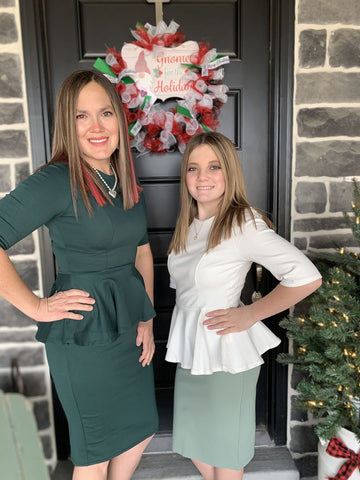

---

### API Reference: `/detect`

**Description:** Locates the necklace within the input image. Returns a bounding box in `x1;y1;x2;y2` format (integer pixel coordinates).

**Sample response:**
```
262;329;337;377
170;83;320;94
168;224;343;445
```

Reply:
92;164;118;198
193;219;204;240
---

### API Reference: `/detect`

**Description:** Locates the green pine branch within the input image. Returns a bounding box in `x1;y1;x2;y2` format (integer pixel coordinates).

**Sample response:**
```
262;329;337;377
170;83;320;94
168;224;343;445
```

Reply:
277;181;360;441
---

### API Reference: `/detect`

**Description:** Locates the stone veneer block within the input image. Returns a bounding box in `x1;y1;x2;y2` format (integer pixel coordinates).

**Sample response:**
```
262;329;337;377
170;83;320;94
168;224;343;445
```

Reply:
0;344;44;368
290;424;318;453
296;73;360;103
0;369;47;397
298;0;360;24
15;161;30;185
0;13;17;43
0;130;27;157
33;400;50;430
0;0;15;6
294;454;318;479
0;103;24;124
0;297;34;327
295;182;326;214
329;182;354;211
294;237;307;250
291;369;306;390
299;29;326;68
12;259;39;291
297;108;360;138
22;371;47;397
40;435;53;460
0;329;36;342
0;164;11;191
0;372;12;392
329;29;360;68
294;217;349;231
296;141;360;177
0;54;22;98
7;234;35;255
309;233;358;249
291;395;308;422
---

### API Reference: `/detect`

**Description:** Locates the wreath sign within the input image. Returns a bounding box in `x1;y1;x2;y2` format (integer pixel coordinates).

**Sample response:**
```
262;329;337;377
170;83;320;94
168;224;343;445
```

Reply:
94;21;229;154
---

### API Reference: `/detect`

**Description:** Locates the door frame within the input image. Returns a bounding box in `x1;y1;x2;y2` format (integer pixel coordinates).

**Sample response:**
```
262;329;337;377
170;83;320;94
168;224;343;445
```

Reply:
19;0;294;445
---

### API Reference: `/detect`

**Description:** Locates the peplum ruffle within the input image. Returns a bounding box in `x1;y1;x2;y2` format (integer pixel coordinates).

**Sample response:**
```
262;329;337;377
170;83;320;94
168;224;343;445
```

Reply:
36;265;155;346
165;303;281;375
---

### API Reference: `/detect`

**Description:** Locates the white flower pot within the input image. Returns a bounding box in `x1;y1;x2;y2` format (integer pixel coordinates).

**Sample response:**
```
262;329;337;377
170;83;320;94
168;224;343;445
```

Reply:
318;427;360;480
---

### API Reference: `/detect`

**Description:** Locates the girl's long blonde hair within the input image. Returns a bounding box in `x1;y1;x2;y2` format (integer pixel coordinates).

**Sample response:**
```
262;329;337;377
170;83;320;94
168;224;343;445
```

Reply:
168;132;273;254
48;70;139;214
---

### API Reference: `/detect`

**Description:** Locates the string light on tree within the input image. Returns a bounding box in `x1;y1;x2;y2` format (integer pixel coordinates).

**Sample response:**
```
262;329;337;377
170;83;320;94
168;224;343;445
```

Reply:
278;180;360;442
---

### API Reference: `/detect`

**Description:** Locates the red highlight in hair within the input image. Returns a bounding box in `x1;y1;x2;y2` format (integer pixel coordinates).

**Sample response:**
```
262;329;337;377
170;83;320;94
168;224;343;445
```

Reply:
82;167;107;206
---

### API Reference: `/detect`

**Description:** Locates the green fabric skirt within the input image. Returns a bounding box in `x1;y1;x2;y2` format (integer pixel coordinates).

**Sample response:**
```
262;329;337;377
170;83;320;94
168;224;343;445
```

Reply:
45;324;158;466
173;365;261;470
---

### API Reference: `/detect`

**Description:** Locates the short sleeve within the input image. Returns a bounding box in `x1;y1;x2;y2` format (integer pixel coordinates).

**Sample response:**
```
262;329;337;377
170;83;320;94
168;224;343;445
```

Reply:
169;274;176;289
239;214;322;287
167;253;176;289
0;164;71;250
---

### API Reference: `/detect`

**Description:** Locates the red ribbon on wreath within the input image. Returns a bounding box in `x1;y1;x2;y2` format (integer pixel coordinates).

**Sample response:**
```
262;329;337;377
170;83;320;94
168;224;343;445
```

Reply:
94;22;229;153
131;22;185;50
326;436;360;480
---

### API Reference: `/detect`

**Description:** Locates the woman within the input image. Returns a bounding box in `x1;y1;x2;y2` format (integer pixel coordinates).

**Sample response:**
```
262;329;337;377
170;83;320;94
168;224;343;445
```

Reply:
0;70;158;479
166;132;322;480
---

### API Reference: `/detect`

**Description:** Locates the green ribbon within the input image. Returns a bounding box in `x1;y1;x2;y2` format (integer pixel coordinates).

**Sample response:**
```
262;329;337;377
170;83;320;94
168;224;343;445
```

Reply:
181;62;201;70
128;122;136;137
177;105;192;118
94;58;135;85
177;105;211;132
141;95;152;110
93;58;117;78
121;76;135;84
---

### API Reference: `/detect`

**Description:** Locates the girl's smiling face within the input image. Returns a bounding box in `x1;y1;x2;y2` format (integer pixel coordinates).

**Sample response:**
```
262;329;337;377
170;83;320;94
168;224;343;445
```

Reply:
76;81;119;172
186;144;226;219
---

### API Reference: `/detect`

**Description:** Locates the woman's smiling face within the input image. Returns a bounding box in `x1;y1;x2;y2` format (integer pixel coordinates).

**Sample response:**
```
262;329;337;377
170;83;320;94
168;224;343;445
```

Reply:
76;81;119;171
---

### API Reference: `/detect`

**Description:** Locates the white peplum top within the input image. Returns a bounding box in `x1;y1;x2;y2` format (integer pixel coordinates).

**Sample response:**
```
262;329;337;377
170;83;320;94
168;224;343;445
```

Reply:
166;211;322;375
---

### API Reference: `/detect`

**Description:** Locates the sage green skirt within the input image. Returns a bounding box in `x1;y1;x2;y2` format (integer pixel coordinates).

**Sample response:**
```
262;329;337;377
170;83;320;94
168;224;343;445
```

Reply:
45;324;158;466
173;365;261;470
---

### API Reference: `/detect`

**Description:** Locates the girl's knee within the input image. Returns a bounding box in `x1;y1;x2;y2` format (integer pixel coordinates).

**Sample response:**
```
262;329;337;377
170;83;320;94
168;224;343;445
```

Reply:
73;460;109;480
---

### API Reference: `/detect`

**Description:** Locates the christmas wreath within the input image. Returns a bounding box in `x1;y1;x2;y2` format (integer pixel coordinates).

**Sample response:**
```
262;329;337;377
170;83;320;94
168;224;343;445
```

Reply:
94;20;229;154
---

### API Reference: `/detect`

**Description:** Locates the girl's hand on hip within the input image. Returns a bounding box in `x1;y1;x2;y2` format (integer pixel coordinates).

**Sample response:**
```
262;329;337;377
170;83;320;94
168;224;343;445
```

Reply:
136;320;155;367
34;289;95;322
203;306;255;335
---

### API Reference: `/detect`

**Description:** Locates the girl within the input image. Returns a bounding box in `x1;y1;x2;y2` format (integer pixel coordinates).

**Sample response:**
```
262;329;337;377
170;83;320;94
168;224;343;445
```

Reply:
166;131;321;480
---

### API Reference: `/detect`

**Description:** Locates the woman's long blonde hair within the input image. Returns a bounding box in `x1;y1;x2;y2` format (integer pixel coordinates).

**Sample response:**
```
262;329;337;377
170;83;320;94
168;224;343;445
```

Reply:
48;70;139;214
168;132;273;254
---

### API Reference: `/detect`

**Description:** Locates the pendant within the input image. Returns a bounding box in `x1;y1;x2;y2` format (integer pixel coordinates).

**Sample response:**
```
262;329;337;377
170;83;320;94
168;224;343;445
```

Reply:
251;291;262;303
109;189;116;198
194;234;198;240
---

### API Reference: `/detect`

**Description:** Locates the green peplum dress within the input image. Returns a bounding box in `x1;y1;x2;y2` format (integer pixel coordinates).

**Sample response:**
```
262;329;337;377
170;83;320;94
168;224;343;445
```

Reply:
0;162;159;466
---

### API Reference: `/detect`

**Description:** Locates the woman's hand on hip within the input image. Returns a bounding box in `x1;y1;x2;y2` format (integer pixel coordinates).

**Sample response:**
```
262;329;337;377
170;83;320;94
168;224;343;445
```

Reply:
34;289;95;323
136;319;155;367
203;306;255;335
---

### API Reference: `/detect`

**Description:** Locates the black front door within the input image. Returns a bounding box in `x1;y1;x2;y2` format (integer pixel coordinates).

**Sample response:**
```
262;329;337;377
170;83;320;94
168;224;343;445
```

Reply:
21;0;293;452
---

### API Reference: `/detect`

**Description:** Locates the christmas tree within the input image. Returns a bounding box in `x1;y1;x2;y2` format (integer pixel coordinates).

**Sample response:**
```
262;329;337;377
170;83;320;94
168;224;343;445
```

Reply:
278;181;360;442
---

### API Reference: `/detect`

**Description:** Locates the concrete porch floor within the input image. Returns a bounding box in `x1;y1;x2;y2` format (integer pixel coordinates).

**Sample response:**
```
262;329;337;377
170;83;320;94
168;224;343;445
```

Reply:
51;433;301;480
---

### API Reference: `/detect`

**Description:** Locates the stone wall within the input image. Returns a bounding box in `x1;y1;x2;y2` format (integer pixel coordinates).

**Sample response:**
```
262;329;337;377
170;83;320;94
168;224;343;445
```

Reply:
289;0;360;477
0;0;56;469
